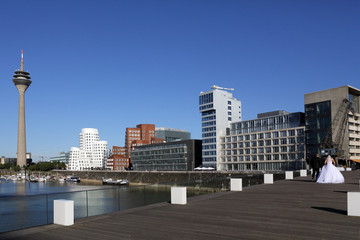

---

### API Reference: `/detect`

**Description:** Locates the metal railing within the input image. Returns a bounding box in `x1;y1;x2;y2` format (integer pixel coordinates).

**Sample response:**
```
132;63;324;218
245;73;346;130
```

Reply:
0;170;302;234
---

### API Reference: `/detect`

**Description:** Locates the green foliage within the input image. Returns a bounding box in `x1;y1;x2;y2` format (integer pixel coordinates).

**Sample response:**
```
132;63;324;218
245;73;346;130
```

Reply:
27;161;66;171
13;165;21;171
0;163;15;169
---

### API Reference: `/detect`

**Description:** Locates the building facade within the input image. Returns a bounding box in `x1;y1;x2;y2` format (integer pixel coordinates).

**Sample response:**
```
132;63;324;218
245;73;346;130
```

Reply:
68;128;109;170
106;124;165;170
125;124;164;157
219;111;306;171
155;127;191;142
49;152;70;166
130;140;202;171
199;86;241;169
304;85;360;164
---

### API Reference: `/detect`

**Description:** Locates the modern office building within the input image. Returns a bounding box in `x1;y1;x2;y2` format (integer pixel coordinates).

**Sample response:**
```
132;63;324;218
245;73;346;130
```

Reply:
49;152;70;165
125;124;164;157
106;124;165;170
68;128;109;170
219;111;306;171
130;140;202;171
199;85;241;169
155;127;191;142
304;85;360;164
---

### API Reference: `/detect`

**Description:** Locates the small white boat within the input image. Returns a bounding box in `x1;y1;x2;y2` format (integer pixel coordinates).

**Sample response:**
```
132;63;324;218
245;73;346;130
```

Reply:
58;178;65;183
102;177;129;185
66;176;80;182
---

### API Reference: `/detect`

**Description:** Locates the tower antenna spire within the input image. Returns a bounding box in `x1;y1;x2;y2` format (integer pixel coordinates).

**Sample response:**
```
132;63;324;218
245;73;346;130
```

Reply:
20;50;24;71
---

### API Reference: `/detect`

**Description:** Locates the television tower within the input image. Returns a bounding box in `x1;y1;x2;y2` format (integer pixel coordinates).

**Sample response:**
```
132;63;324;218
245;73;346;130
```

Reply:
12;50;32;167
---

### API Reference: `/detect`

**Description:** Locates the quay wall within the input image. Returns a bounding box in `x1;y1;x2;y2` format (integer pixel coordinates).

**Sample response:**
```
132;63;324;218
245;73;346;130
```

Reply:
52;170;273;185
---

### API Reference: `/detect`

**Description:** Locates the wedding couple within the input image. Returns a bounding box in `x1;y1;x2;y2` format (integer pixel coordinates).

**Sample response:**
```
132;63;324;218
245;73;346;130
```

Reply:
311;154;344;184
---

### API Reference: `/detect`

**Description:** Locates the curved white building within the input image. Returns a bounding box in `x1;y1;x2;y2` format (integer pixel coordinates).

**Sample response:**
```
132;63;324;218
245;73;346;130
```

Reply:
68;128;109;170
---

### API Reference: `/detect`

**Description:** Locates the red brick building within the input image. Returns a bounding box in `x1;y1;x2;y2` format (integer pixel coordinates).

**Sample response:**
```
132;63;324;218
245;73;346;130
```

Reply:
108;124;165;170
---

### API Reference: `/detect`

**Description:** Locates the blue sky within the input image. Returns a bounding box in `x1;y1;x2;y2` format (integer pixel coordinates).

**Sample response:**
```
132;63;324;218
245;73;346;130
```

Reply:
0;0;359;161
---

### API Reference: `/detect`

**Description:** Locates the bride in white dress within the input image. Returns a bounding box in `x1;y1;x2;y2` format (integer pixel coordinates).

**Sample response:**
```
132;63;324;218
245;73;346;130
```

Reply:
317;155;345;184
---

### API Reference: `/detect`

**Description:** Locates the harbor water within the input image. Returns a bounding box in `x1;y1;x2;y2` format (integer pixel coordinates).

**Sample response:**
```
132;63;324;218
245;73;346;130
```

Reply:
0;180;193;233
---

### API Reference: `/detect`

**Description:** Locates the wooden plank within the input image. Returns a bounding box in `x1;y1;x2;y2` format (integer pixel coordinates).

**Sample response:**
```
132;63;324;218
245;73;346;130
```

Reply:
2;171;360;240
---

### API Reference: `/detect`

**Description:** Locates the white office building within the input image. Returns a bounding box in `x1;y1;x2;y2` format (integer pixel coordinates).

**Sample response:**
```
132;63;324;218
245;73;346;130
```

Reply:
68;128;109;170
199;85;241;169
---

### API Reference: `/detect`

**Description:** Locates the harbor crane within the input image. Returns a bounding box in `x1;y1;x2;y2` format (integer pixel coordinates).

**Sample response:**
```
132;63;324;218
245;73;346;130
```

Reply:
211;85;234;91
320;98;353;164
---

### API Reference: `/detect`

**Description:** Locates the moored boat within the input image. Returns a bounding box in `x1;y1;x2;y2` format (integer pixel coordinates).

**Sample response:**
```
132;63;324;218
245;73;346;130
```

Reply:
102;177;129;185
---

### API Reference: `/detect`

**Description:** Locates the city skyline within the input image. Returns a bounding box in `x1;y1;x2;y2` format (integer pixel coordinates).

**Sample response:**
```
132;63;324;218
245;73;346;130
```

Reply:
1;0;359;161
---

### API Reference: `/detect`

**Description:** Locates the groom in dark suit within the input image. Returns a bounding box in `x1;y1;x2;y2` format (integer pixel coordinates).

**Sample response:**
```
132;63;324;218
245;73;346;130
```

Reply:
311;153;321;181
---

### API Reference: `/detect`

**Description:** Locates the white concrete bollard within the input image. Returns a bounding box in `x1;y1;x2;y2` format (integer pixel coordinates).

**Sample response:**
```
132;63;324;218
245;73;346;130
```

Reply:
54;199;74;226
171;187;187;205
230;178;242;191
285;171;293;180
346;168;352;171
347;192;360;216
337;167;345;172
310;169;313;175
264;174;273;184
300;170;307;177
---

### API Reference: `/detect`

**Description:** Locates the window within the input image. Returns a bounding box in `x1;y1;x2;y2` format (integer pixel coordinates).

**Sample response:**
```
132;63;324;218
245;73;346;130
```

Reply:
297;129;304;135
265;132;271;139
280;138;287;145
258;133;264;139
272;139;279;145
272;132;279;138
228;101;231;105
288;130;295;136
281;146;287;152
273;147;279;152
280;131;287;137
228;106;232;110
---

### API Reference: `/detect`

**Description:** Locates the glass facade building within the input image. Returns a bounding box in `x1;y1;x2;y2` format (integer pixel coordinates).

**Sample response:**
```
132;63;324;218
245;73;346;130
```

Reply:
304;85;360;164
305;101;332;160
130;140;202;171
219;111;306;171
155;127;191;142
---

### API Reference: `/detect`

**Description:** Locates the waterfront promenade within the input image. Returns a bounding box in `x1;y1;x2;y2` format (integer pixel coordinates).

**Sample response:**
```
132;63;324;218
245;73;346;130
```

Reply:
2;171;360;240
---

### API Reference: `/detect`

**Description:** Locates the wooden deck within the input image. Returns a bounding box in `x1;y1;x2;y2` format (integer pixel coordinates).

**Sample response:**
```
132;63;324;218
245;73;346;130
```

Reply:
2;171;360;240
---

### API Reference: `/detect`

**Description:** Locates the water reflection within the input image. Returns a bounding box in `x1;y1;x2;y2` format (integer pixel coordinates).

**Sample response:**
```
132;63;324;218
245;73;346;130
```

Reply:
0;181;208;233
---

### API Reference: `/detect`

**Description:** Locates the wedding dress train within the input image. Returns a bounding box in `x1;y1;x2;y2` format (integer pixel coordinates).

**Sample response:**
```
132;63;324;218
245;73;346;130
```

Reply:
316;155;344;184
